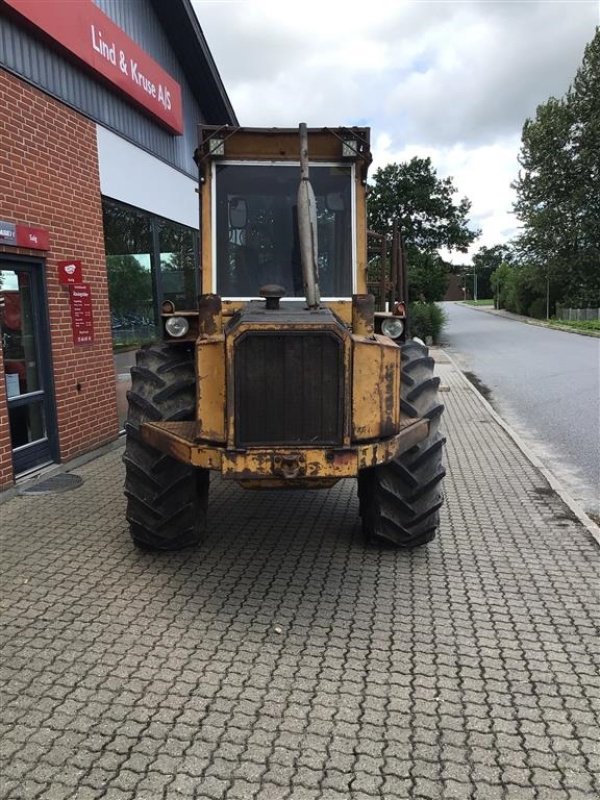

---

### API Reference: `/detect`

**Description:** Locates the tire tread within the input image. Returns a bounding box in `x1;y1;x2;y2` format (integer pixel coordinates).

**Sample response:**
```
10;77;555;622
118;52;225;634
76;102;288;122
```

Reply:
123;343;208;551
359;340;446;548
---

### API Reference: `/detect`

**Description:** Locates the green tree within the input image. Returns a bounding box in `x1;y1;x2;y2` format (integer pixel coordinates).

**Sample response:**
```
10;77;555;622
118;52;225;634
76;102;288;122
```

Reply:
491;261;551;318
469;243;515;300
513;28;600;307
408;251;449;303
368;158;479;253
368;157;479;301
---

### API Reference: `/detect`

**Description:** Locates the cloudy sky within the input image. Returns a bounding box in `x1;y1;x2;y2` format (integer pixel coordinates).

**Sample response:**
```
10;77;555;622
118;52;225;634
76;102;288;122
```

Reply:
192;0;598;263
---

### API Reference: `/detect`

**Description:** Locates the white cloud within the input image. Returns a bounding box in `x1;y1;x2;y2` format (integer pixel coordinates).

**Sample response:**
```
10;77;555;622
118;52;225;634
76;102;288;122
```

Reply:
193;0;598;262
372;133;523;262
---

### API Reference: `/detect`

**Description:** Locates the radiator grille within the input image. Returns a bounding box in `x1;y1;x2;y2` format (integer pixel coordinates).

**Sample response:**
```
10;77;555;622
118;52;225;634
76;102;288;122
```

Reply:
235;332;344;446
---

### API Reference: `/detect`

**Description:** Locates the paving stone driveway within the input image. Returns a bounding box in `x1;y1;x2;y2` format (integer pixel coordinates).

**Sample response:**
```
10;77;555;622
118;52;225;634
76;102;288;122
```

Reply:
1;360;599;800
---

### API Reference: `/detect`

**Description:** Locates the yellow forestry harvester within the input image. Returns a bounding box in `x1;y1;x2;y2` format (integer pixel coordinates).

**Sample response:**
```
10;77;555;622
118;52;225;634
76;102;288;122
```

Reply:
124;125;445;550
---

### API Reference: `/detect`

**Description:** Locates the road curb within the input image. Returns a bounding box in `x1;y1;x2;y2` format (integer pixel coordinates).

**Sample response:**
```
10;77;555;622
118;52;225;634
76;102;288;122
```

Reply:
441;347;600;546
459;303;600;338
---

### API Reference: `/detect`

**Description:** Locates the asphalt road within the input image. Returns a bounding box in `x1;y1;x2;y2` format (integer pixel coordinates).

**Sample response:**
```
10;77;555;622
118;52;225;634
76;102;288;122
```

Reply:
441;301;600;518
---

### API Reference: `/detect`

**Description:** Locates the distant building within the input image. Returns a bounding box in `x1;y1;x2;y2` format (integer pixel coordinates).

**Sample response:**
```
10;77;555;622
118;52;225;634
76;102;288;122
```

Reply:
444;272;466;301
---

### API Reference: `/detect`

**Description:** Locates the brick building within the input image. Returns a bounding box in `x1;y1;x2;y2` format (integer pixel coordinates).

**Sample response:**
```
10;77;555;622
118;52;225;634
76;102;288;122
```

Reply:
0;0;236;488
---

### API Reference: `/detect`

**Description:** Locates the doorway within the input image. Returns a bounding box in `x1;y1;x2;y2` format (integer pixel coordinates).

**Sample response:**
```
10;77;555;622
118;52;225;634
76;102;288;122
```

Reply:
1;258;58;476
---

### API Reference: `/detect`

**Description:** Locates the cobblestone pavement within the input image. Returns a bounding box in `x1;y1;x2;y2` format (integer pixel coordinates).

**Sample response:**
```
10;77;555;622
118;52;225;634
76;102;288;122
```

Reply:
1;357;599;800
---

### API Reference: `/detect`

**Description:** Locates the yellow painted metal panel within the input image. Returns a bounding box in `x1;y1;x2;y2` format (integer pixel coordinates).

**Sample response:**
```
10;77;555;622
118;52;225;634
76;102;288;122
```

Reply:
196;336;226;441
140;422;223;469
222;448;358;479
352;334;401;441
201;172;213;294
356;418;429;469
140;418;429;478
355;179;368;295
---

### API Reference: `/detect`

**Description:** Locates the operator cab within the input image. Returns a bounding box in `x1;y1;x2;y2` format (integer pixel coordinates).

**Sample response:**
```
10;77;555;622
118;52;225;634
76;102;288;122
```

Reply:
214;162;354;299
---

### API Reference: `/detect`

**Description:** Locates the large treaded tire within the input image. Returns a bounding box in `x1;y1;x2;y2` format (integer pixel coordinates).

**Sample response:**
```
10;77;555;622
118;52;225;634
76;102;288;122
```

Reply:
358;339;446;548
123;343;208;551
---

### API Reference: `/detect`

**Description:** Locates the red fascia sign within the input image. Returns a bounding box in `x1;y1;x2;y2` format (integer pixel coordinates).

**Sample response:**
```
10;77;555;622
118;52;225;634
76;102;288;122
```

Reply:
4;0;183;135
58;259;83;285
16;224;50;250
69;283;95;346
0;220;50;250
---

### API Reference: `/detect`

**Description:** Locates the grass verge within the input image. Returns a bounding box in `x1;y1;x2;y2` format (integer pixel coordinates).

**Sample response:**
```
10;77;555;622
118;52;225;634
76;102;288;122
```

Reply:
548;319;600;332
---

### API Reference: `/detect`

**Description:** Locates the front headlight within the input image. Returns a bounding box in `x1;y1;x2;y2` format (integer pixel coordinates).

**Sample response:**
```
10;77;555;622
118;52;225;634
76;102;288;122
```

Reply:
165;316;190;338
381;317;404;339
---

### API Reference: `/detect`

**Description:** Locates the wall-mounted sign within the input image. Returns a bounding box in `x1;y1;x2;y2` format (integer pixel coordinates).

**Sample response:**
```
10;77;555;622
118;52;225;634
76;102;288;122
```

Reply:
69;283;95;346
16;225;50;250
0;220;49;250
58;259;83;285
5;0;184;135
0;221;17;246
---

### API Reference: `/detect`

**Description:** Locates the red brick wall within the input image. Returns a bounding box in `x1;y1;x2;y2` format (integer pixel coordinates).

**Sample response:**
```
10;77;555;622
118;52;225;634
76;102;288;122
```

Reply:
0;345;10;487
0;68;119;488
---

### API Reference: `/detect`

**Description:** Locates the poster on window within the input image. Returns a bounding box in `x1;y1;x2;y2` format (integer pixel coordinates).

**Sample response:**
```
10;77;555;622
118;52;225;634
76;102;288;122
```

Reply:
5;373;20;398
69;283;95;346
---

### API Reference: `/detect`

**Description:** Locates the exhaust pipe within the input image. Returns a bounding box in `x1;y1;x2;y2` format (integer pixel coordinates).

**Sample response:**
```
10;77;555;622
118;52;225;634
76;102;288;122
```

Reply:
297;123;320;309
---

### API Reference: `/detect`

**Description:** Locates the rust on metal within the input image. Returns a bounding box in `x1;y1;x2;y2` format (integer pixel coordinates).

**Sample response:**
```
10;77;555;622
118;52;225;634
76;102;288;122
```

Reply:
379;233;387;313
222;447;358;479
141;417;429;479
140;422;222;469
237;478;340;490
352;294;375;337
272;452;306;479
351;334;401;441
366;224;407;313
357;417;429;469
196;335;226;442
198;293;222;337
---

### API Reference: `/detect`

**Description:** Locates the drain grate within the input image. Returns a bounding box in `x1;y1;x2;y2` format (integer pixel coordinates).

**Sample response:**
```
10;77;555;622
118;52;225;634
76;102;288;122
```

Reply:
20;474;84;495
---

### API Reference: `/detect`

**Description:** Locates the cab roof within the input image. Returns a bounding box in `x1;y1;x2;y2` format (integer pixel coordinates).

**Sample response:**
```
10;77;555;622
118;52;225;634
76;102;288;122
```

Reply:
196;125;372;180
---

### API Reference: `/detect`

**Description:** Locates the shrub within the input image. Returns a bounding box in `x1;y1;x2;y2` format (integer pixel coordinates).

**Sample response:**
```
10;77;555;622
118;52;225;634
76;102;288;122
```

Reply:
408;251;450;303
408;302;447;343
492;261;549;316
527;298;547;319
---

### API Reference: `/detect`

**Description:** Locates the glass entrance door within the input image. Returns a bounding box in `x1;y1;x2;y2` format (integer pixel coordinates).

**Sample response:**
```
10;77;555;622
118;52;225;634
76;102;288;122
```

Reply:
1;261;57;475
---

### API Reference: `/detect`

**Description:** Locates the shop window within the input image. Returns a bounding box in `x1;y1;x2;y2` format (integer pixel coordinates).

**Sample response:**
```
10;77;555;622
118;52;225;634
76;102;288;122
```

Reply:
102;198;199;350
103;199;156;349
102;198;199;432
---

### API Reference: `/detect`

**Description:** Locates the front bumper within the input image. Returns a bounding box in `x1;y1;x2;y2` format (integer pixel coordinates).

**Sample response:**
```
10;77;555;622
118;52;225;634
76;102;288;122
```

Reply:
140;416;428;480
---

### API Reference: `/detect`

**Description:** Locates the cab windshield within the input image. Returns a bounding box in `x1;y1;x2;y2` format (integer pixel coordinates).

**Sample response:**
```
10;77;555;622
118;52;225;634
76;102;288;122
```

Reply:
215;164;353;298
